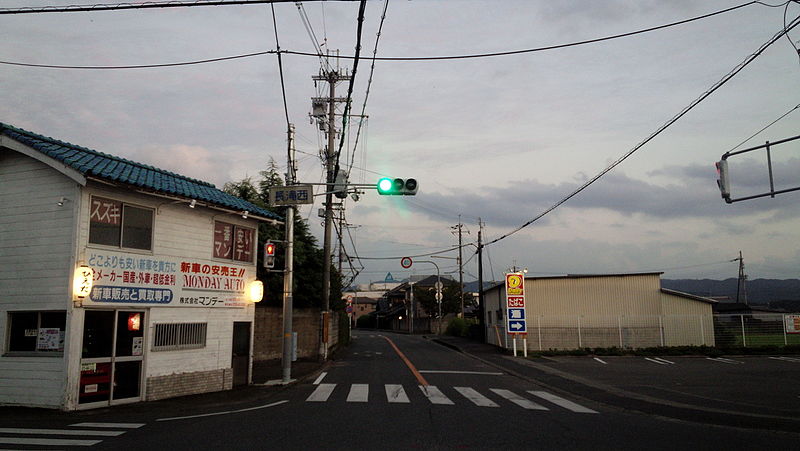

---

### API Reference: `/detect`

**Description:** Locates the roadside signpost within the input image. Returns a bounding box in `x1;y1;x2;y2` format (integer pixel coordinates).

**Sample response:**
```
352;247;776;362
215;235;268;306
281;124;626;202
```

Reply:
505;272;527;357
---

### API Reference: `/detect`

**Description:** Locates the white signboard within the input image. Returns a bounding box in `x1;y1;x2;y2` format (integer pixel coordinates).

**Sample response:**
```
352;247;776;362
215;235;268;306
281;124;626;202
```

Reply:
84;251;253;308
785;315;800;334
269;185;314;206
36;328;62;351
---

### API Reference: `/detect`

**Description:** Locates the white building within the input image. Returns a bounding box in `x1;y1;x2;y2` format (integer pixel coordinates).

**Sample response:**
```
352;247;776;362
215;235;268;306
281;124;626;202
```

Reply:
0;123;281;410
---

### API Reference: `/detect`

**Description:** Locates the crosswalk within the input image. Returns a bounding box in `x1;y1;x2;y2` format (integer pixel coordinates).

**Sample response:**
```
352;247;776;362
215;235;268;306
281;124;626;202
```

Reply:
305;383;597;413
0;422;144;447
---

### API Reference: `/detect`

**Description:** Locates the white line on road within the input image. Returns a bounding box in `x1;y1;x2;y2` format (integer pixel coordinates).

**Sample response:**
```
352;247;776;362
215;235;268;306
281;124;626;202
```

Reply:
385;384;410;403
419;385;455;405
528;391;598;413
306;383;337;402
418;370;504;376
0;437;101;446
156;400;288;421
70;422;145;429
593;358;607;365
645;358;666;365
454;387;499;407
653;357;675;364
706;357;743;364
313;372;327;385
489;388;548;410
0;428;124;436
770;356;800;363
347;384;369;402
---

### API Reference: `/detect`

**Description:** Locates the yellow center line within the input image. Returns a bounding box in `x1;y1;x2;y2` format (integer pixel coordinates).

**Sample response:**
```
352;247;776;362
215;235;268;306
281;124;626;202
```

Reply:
380;335;429;387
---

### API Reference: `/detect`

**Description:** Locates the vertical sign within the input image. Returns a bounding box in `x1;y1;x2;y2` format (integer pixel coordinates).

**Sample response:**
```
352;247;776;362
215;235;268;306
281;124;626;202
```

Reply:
505;272;527;334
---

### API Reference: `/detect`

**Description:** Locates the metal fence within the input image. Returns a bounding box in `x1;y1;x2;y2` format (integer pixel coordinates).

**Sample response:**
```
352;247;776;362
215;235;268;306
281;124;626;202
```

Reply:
486;314;800;351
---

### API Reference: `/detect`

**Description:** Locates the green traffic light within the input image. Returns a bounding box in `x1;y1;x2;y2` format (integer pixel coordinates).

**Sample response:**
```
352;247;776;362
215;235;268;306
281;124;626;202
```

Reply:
377;177;394;194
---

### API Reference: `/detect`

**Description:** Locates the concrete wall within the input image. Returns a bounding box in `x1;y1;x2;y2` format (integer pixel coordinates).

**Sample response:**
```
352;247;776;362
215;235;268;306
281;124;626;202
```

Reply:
253;307;340;361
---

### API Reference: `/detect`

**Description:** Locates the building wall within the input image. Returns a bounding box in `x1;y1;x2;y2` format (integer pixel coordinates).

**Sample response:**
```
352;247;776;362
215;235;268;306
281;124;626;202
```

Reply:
253;307;341;362
527;274;662;317
660;292;715;346
0;150;79;408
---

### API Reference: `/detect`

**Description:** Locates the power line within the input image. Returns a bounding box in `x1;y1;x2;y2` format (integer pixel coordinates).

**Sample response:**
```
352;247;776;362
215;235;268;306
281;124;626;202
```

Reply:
270;4;290;129
726;103;800;153
0;0;358;15
485;13;800;247
346;0;389;179
0;1;767;70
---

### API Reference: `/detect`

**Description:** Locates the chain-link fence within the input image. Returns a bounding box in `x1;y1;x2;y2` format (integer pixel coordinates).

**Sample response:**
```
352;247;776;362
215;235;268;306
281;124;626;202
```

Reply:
486;313;800;350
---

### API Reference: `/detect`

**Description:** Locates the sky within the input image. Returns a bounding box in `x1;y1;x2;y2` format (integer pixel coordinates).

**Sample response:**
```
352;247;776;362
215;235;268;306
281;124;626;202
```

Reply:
2;0;800;286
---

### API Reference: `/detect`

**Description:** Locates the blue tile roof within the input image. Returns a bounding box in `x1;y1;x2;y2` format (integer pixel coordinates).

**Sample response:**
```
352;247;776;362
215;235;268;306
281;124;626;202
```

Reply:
1;122;282;222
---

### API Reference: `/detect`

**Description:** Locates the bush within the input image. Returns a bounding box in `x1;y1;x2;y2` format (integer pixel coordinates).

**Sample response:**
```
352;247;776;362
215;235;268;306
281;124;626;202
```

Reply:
446;317;470;337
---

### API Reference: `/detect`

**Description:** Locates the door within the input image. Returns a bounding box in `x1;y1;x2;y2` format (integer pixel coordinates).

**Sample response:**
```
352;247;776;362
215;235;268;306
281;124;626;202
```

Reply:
232;322;251;386
79;310;145;407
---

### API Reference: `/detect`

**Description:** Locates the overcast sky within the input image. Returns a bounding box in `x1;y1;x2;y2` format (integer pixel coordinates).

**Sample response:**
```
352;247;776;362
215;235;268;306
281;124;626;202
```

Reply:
2;0;799;286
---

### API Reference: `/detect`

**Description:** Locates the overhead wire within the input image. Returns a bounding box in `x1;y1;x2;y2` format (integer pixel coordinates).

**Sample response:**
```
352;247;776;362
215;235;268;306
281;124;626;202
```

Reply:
0;1;767;70
726;102;800;153
484;13;800;247
346;0;389;179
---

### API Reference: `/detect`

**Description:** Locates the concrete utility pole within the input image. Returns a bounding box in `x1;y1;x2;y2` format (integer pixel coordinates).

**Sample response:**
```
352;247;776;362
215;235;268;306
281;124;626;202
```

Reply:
733;250;748;305
281;125;297;383
477;218;486;342
452;218;468;317
313;67;350;360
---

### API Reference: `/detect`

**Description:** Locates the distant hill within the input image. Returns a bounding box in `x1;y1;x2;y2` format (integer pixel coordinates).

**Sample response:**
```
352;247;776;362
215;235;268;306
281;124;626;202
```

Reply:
662;278;800;305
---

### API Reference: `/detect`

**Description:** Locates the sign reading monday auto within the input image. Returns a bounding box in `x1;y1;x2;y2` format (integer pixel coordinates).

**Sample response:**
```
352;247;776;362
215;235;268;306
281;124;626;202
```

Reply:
505;272;527;334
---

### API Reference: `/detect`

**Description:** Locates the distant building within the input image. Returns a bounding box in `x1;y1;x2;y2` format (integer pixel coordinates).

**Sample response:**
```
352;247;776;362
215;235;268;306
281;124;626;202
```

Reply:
0;123;281;410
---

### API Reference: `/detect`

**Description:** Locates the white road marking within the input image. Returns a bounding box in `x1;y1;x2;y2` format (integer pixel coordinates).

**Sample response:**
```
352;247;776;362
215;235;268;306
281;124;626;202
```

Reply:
593;358;607;365
653;357;675;364
157;401;288;421
419;385;454;405
645;358;666;365
706;357;743;364
770;356;800;363
528;391;598;413
313;372;327;385
0;437;101;446
419;370;504;376
385;384;410;403
454;387;499;407
347;384;369;402
0;428;124;437
306;383;337;402
490;388;548;410
70;422;144;429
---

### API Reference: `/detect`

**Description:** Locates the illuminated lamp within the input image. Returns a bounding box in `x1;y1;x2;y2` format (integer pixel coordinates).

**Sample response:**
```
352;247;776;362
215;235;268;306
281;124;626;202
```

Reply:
128;313;141;331
73;265;93;299
248;280;264;303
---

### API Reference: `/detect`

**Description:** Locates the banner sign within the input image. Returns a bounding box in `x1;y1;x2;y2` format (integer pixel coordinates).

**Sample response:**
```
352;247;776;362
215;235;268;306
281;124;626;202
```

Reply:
505;272;527;334
84;250;253;308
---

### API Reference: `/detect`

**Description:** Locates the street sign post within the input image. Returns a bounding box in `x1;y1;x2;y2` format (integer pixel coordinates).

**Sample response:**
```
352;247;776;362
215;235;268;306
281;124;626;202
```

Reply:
269;185;314;207
400;257;413;269
505;272;527;357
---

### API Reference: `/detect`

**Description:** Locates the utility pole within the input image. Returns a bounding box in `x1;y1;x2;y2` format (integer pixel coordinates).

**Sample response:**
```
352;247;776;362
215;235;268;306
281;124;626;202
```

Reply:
281;124;297;383
733;250;748;305
477;218;486;343
312;66;350;360
452;218;468;318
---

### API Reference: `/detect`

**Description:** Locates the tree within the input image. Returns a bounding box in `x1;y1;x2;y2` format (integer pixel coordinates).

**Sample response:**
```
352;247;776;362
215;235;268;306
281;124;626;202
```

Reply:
222;159;343;310
415;283;462;318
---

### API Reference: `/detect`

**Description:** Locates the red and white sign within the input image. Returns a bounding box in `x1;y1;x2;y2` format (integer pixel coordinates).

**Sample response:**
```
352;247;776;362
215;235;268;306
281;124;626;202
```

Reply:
400;257;413;269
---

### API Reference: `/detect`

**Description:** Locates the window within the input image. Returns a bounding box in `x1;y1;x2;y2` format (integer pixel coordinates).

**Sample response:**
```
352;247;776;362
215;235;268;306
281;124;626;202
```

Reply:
213;221;254;263
89;196;153;250
7;311;67;354
152;323;207;351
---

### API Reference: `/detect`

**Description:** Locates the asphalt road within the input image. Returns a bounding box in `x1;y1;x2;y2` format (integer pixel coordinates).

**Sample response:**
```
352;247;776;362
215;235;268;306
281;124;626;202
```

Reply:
2;331;799;450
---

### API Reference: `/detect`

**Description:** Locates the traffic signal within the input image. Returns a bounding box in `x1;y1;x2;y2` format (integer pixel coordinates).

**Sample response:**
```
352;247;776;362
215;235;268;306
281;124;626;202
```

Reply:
264;241;276;269
377;177;418;195
715;160;731;202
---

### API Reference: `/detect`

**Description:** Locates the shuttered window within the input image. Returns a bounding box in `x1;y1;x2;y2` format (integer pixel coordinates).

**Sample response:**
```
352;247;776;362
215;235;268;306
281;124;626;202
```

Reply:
152;323;207;351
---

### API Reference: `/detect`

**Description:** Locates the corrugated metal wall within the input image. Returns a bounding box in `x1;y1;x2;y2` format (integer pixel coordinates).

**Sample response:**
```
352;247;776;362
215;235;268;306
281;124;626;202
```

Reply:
527;274;662;317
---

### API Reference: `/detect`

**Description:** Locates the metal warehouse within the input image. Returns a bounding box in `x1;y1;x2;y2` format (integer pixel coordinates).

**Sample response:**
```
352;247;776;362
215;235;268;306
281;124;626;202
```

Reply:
483;272;715;351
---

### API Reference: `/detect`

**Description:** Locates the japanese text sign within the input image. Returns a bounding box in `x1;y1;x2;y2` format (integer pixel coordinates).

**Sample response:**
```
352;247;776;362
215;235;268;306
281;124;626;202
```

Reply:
269;185;313;206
